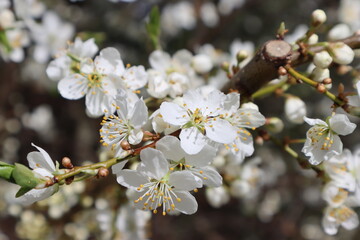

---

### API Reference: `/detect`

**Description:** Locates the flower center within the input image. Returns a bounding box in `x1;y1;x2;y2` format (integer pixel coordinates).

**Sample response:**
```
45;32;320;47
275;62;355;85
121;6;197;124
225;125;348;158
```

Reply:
134;180;182;216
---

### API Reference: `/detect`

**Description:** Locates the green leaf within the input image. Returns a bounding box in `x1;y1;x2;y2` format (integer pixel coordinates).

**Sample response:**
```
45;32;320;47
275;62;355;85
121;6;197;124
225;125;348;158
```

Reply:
15;187;32;198
146;6;161;50
0;30;12;53
12;163;42;189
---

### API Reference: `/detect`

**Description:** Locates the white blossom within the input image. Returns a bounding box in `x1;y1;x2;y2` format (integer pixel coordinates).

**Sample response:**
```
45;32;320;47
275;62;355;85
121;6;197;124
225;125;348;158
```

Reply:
160;89;238;154
114;148;200;215
27;11;74;63
322;205;359;235
17;144;58;206
222;93;266;162
147;49;194;98
46;37;99;82
156;135;222;187
100;91;148;157
57;47;123;117
302;114;356;165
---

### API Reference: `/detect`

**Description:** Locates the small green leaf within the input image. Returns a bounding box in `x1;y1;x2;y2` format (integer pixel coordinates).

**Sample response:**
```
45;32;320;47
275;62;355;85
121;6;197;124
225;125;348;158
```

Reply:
15;187;32;198
0;30;12;53
12;163;42;189
146;6;161;50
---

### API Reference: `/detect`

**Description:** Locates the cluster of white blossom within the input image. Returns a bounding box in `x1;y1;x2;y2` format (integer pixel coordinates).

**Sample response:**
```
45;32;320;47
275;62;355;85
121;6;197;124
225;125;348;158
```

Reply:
0;0;74;63
2;2;360;239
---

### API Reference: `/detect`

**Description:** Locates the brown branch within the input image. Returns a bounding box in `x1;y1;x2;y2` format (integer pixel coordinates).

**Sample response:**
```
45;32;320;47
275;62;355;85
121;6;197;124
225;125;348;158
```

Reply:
223;32;360;97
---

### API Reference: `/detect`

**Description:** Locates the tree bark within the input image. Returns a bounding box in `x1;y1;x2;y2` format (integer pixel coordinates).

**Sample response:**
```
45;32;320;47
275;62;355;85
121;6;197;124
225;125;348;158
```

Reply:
223;32;360;97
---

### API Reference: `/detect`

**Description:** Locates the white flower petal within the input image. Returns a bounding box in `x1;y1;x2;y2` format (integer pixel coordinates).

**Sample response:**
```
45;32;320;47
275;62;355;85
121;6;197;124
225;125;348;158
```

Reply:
85;88;111;117
156;136;184;162
184;144;216;167
149;50;171;71
160;102;189;126
115;170;148;189
58;74;87;100
28;143;55;172
169;170;202;191
111;160;128;175
199;166;222;187
129;98;148;129
128;129;143;145
172;190;198;215
95;47;121;75
304;117;326;126
139;148;169;180
329;114;356;136
179;127;206;154
205;119;237;144
17;186;56;206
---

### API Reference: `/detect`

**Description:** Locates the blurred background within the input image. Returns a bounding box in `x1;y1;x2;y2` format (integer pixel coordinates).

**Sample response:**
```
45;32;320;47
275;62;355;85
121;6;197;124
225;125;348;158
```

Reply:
1;0;360;239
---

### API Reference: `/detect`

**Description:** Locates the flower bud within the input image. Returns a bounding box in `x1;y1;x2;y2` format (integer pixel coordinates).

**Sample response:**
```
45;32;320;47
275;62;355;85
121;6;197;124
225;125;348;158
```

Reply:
192;54;213;74
120;140;131;150
312;9;327;26
285;96;307;124
311;67;330;82
330;42;354;65
221;61;230;72
265;117;284;133
313;51;333;69
316;83;326;93
278;66;287;76
98;167;109;178
236;50;248;63
0;9;15;29
62;157;73;169
308;34;319;45
328;24;352;41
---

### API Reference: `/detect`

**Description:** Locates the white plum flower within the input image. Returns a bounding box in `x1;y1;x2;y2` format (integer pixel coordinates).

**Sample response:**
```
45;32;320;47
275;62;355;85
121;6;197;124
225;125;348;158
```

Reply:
222;93;266;162
27;11;74;63
160;88;237;154
147;49;194;98
100;91;148;158
324;148;360;203
46;37;99;82
57;47;121;117
17;143;58;205
302;114;356;165
114;148;200;215
156;135;222;187
322;205;359;235
322;181;349;208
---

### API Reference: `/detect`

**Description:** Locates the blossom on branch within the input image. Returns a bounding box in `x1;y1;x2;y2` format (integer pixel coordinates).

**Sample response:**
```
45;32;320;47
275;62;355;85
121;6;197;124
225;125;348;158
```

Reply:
17;144;58;205
302;114;356;165
114;148;200;215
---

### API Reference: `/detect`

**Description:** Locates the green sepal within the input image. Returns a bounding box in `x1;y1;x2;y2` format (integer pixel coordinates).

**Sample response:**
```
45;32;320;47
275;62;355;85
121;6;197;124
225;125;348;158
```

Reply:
12;163;42;189
146;6;161;50
15;187;33;198
0;161;15;182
